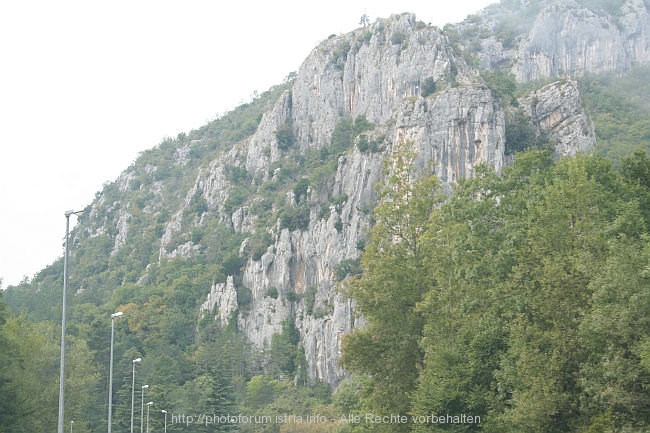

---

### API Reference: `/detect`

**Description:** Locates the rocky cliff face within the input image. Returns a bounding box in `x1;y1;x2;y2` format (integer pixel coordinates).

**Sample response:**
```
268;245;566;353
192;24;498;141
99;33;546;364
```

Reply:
64;1;646;386
471;0;650;81
185;9;604;384
519;79;596;156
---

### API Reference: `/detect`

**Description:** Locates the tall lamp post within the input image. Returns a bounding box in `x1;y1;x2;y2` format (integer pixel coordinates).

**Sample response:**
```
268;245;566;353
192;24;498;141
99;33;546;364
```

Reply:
70;420;74;433
146;402;153;433
108;311;123;433
58;209;83;433
131;358;142;433
140;385;149;433
161;410;167;433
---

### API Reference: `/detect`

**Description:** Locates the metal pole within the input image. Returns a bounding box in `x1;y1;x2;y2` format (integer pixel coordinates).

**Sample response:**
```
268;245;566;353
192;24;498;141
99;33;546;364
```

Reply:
141;385;148;433
146;402;153;433
162;410;167;433
58;210;74;433
108;312;123;433
70;420;74;433
131;358;141;433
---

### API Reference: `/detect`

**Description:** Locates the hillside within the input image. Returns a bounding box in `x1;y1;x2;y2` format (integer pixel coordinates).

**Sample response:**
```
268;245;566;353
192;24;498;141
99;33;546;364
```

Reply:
3;1;650;432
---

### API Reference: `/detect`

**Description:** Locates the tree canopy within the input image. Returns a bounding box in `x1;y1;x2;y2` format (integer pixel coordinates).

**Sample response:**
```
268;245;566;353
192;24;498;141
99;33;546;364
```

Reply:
342;149;650;432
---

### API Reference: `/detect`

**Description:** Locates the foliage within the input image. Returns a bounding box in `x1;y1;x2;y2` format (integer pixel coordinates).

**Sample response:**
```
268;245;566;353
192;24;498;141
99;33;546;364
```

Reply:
303;286;317;315
580;66;650;162
269;317;303;377
334;258;361;282
420;76;437;98
276;122;295;151
341;147;445;428
505;109;551;155
481;69;518;106
391;30;407;45
330;115;375;155
293;178;310;203
342;149;650;432
266;286;279;299
0;299;101;433
356;134;380;153
331;118;354;150
280;203;311;231
331;40;352;63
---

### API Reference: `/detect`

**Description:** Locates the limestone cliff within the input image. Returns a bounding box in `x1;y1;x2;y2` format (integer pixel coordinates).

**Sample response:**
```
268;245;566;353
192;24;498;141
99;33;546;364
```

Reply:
186;10;601;384
56;1;644;386
466;0;650;81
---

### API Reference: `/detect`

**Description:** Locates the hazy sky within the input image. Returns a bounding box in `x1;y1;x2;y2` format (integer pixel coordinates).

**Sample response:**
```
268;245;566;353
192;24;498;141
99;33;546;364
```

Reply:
0;0;496;288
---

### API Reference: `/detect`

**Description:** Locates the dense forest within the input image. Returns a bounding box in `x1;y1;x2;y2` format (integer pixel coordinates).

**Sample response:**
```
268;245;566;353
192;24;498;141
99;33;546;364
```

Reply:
341;148;650;432
3;1;650;431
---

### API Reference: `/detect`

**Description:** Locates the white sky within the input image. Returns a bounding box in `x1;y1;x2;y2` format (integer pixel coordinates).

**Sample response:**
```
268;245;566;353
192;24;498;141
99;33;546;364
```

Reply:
0;0;496;288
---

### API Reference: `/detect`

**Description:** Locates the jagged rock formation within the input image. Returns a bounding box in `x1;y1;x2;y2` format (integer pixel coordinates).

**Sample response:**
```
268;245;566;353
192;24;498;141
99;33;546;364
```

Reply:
470;0;650;81
178;5;615;383
37;1;650;386
519;79;596;156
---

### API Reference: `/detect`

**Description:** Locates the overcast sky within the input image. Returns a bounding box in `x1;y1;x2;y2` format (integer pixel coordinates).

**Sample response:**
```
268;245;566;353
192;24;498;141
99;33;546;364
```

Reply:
0;0;496;288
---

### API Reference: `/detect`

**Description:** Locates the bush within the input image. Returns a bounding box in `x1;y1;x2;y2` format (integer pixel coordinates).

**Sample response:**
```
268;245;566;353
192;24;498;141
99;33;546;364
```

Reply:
505;109;547;155
335;258;362;281
222;253;243;277
331;118;353;150
285;291;300;303
279;204;311;231
250;233;273;261
275;124;294;150
421;77;437;97
357;135;369;152
334;216;343;233
331;193;348;211
293;178;310;203
481;69;518;105
237;285;252;307
357;135;380;153
332;41;352;62
188;189;208;216
303;286;317;314
223;185;249;214
225;165;248;183
391;30;407;45
266;287;279;299
352;115;374;136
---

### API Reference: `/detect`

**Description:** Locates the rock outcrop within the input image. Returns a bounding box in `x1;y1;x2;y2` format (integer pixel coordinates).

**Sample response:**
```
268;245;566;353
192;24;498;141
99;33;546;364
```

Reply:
62;1;646;386
471;0;650;81
520;79;596;156
186;12;590;384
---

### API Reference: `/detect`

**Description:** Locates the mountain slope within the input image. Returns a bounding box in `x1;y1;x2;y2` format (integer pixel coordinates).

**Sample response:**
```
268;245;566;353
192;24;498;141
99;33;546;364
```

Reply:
5;0;650;391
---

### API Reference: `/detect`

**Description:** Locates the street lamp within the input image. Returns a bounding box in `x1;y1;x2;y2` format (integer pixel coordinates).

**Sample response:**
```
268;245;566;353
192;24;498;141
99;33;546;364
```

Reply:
70;420;74;433
108;311;123;433
58;209;83;433
146;402;153;433
140;385;149;433
131;358;142;433
161;410;167;433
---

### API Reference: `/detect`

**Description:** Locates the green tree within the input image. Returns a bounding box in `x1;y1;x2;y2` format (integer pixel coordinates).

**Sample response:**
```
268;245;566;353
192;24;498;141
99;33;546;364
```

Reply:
420;77;437;97
481;69;518;105
578;207;650;430
0;297;21;433
276;123;295;150
0;312;100;433
410;151;649;432
341;146;444;429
